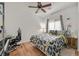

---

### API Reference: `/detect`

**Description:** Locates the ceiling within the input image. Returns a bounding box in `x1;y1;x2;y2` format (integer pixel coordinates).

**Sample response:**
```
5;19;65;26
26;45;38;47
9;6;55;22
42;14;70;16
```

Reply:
26;2;77;17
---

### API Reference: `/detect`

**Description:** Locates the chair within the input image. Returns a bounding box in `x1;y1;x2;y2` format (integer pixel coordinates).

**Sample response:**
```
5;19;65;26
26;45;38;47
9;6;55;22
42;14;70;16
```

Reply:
8;28;21;52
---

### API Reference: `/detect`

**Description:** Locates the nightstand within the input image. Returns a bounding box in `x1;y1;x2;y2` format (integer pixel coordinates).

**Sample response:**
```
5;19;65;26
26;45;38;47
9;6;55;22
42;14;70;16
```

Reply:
67;37;77;49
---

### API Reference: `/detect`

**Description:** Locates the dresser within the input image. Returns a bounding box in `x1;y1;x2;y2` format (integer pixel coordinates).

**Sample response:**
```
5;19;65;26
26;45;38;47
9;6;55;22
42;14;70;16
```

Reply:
67;37;77;49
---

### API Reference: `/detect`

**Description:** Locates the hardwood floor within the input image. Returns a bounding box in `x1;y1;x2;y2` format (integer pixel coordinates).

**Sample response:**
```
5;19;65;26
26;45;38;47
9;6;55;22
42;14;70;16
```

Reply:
9;42;45;56
75;50;79;56
61;48;76;56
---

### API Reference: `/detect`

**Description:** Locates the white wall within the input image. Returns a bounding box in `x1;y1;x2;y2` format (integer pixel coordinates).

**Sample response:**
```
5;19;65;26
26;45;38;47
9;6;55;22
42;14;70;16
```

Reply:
5;2;41;42
47;3;78;38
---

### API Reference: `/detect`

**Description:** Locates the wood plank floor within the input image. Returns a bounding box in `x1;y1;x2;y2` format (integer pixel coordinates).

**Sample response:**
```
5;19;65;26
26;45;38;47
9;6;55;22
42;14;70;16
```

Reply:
9;42;45;56
61;48;76;56
75;50;79;56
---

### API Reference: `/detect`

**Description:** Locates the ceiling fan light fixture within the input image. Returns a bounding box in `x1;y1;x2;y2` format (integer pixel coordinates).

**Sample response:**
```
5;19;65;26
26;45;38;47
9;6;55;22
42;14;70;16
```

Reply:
28;2;52;13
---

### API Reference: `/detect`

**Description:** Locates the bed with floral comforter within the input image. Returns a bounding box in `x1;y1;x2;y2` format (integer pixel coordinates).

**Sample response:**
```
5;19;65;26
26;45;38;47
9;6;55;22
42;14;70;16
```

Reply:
30;33;67;56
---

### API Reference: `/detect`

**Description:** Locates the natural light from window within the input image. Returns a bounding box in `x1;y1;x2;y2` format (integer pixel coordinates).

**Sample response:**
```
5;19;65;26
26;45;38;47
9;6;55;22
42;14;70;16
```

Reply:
40;23;46;32
49;21;62;31
40;20;62;32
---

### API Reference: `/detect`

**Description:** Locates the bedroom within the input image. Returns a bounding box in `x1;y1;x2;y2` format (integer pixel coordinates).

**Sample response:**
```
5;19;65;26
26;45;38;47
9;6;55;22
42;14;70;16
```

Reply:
0;2;79;56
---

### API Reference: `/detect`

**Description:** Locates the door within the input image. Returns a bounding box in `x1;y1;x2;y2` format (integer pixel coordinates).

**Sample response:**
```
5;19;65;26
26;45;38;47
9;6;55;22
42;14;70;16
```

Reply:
0;3;3;41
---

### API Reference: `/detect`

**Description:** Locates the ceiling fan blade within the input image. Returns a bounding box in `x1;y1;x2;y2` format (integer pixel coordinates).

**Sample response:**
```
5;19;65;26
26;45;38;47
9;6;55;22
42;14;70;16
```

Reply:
41;8;46;13
28;6;38;8
35;8;39;13
42;3;51;8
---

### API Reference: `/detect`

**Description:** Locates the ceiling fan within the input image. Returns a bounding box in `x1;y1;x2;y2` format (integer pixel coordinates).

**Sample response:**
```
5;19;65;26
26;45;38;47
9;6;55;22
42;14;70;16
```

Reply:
28;2;52;13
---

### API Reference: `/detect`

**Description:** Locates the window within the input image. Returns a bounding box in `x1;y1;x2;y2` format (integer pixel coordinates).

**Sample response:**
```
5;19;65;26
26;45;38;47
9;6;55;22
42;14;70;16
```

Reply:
49;21;62;31
40;20;62;32
40;23;46;32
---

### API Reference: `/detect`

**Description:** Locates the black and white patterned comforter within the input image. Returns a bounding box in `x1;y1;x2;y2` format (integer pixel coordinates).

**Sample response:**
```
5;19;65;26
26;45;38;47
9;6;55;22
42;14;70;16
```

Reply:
30;33;67;56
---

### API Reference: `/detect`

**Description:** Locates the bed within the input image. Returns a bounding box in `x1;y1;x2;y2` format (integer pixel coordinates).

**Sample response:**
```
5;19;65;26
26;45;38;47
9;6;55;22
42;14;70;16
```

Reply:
30;33;67;56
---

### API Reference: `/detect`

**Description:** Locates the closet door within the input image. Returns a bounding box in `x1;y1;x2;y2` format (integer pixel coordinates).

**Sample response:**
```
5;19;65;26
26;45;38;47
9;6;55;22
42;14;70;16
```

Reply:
0;3;5;47
0;3;3;41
